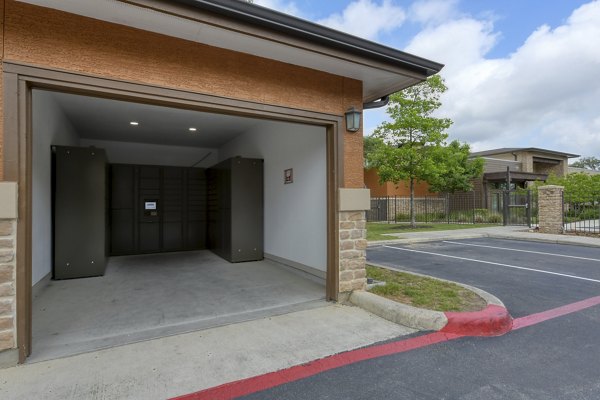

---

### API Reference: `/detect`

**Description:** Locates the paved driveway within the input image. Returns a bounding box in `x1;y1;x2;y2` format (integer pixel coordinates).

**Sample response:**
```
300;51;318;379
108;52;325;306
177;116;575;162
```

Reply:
367;238;600;317
229;239;600;399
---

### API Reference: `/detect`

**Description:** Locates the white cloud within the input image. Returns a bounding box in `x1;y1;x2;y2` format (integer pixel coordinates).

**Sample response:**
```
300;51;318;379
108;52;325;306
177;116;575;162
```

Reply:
316;0;406;40
409;0;460;25
404;0;600;157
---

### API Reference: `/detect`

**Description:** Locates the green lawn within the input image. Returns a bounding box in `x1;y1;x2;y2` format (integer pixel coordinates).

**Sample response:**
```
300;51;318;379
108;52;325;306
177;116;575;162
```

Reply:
366;265;486;312
367;222;497;241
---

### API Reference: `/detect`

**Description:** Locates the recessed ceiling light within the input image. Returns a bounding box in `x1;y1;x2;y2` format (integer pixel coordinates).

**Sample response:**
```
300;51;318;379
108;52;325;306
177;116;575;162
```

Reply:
130;121;139;126
189;127;197;132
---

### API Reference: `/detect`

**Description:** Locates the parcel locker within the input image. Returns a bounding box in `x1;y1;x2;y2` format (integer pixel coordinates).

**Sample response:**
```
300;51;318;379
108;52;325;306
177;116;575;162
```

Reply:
53;146;108;279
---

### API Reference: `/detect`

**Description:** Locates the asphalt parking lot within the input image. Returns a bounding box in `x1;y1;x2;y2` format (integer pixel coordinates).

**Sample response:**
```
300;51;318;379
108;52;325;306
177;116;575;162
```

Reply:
367;238;600;317
229;239;600;400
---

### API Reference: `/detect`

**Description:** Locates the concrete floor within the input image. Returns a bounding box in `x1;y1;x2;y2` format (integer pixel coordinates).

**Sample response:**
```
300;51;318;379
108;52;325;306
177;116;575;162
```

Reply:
31;250;325;363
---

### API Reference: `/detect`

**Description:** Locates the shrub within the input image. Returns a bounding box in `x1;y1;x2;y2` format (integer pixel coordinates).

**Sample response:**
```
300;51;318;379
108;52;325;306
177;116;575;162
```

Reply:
395;213;410;221
576;208;600;221
487;213;503;223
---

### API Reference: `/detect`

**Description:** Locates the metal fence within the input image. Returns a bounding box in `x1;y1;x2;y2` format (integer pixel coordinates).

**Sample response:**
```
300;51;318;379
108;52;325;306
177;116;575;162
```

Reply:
367;190;537;227
563;193;600;234
367;192;503;224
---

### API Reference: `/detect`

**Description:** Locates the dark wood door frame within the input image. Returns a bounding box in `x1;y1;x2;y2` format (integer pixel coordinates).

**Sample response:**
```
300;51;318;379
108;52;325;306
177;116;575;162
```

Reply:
2;61;343;362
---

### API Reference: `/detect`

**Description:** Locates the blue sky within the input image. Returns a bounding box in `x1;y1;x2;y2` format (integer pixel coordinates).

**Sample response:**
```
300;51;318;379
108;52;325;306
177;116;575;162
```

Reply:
254;0;600;159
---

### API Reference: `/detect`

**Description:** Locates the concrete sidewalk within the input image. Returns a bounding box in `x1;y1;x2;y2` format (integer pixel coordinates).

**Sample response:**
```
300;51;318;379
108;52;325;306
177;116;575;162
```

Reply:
0;304;415;400
369;225;600;247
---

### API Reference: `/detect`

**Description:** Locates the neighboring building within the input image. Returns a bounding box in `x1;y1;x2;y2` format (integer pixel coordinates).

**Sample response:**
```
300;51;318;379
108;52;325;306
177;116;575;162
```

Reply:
0;0;442;364
568;167;600;175
470;147;579;209
471;147;579;190
364;168;433;197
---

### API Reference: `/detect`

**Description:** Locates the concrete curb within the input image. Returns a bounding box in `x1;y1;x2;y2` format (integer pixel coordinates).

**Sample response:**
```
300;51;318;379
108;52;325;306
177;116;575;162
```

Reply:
368;232;600;248
349;291;448;331
487;234;600;248
350;266;513;337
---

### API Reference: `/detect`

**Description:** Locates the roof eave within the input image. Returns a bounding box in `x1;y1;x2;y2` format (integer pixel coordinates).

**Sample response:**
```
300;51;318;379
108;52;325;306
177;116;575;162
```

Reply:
170;0;444;77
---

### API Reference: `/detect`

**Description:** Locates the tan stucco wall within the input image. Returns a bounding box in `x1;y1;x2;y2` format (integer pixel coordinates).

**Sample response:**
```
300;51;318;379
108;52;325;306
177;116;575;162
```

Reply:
0;0;364;187
482;151;569;177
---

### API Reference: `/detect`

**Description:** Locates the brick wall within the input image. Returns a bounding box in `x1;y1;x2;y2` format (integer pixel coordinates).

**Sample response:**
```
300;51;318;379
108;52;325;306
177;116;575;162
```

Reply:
0;219;16;351
339;211;367;292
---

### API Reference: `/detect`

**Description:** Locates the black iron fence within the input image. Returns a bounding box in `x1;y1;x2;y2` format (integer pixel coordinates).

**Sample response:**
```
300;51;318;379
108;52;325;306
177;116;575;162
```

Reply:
563;193;600;234
367;190;537;227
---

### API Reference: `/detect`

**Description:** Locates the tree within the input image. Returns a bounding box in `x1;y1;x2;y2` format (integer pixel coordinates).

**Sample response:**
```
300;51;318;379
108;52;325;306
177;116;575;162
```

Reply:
532;172;600;202
363;136;381;168
570;156;600;171
428;140;484;193
366;75;483;227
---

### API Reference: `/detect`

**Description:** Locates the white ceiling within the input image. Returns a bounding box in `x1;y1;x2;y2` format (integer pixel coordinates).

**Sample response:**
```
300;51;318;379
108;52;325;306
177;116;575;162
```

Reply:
43;90;293;148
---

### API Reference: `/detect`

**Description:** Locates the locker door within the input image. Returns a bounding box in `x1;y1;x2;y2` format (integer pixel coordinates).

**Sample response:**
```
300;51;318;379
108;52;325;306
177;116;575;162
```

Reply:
162;167;184;251
110;165;135;255
138;166;161;252
185;168;207;250
53;146;107;279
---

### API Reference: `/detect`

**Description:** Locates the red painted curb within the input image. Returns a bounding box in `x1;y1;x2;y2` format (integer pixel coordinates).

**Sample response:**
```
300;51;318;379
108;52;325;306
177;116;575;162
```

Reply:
441;304;513;337
171;331;462;400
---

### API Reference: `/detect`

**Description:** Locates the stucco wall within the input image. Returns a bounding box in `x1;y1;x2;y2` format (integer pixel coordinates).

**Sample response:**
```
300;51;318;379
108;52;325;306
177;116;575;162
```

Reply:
31;90;80;285
0;0;364;187
218;123;327;273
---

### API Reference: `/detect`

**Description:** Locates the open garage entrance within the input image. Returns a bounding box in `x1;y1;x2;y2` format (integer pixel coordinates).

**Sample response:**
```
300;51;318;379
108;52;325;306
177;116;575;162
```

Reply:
27;88;333;362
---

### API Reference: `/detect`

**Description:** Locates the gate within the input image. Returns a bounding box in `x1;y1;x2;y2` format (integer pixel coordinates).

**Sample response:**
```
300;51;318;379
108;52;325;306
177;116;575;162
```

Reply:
502;190;535;227
367;197;388;222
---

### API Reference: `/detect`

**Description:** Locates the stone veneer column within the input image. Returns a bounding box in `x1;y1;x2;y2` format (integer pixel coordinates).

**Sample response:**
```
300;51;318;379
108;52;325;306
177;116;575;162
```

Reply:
0;219;16;352
338;188;371;294
339;211;367;292
538;185;564;234
0;182;18;364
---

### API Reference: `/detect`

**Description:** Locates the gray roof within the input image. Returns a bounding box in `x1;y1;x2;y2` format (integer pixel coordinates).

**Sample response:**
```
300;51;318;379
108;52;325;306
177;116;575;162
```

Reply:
471;147;579;158
171;0;444;77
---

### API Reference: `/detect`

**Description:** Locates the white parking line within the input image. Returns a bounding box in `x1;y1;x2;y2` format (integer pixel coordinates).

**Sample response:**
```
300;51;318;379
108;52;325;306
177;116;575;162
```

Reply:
383;245;600;283
442;241;600;262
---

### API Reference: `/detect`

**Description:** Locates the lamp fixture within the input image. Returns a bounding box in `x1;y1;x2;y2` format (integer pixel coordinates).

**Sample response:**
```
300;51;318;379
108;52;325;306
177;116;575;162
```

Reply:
189;127;197;132
130;121;139;126
345;107;361;133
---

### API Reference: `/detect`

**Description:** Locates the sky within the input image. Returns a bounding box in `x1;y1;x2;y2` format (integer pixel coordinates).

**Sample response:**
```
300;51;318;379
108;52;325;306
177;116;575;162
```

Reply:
252;0;600;159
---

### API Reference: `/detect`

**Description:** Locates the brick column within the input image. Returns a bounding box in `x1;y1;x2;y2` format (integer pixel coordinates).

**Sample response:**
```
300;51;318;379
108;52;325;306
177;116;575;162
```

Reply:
538;185;564;234
339;211;367;292
0;219;16;352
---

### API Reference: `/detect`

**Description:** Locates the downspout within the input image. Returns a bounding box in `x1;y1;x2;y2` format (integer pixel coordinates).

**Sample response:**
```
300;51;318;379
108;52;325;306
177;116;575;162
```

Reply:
363;96;390;110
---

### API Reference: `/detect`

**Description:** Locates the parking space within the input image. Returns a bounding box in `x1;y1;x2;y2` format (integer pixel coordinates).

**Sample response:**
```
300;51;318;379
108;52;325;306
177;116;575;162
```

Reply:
223;239;600;400
367;238;600;317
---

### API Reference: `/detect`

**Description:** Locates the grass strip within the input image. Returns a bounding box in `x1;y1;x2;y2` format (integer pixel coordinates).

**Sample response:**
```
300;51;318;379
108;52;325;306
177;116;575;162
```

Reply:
366;265;486;312
367;222;497;241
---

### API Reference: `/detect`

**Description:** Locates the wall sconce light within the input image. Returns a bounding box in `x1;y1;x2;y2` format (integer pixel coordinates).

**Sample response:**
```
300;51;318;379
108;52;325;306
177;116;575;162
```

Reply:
345;107;361;133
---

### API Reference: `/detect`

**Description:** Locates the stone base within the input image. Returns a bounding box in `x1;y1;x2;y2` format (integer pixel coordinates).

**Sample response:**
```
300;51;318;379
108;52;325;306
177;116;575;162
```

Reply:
339;211;367;292
0;219;16;353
